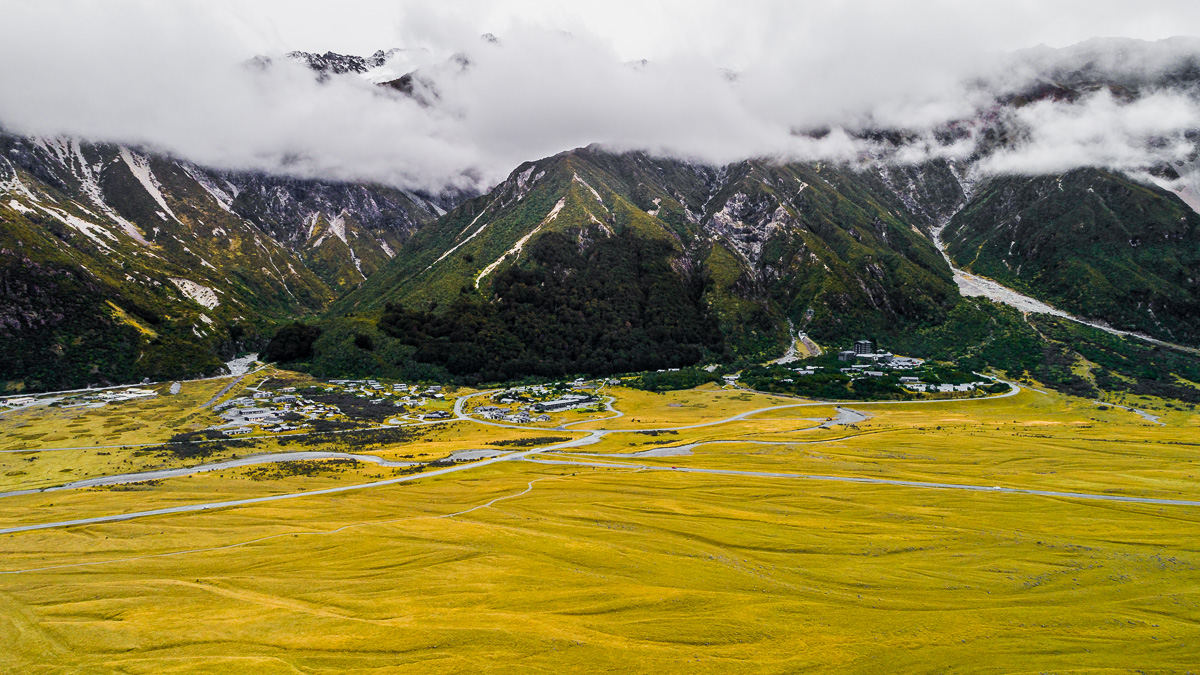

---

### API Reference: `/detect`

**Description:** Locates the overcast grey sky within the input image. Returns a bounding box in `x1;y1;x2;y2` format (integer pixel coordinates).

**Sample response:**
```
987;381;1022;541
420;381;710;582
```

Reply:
3;1;1200;191
209;0;1200;63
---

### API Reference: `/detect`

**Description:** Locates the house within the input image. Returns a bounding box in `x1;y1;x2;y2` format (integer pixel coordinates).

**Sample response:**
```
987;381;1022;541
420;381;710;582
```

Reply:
535;414;551;422
899;376;920;383
422;411;451;420
533;395;596;413
272;395;297;403
220;407;275;423
252;391;271;399
4;397;35;406
223;427;253;436
864;371;884;377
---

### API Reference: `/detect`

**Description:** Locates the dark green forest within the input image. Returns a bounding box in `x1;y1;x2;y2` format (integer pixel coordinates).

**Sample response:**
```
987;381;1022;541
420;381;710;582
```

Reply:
375;231;724;382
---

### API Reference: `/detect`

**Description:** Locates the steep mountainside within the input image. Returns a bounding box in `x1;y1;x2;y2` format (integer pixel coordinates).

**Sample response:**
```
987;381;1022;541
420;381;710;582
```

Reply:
942;169;1200;344
0;133;448;391
324;147;959;379
9;39;1200;392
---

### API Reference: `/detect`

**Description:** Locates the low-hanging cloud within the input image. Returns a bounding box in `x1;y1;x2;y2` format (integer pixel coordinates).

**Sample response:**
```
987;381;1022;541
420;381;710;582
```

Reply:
980;90;1200;174
3;1;1200;194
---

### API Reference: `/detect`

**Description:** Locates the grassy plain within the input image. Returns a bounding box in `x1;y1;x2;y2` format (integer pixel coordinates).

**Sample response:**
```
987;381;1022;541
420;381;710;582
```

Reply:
1;375;1198;673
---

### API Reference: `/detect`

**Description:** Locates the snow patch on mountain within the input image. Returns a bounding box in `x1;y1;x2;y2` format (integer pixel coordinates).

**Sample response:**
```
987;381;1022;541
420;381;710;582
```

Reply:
169;278;219;309
29;137;148;244
181;164;237;213
120;148;182;226
36;204;117;250
475;197;565;288
573;172;605;207
430;198;500;270
328;211;348;244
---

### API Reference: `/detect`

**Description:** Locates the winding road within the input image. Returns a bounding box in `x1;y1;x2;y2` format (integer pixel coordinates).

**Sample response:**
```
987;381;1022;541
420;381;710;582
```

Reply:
0;451;419;500
2;378;1196;537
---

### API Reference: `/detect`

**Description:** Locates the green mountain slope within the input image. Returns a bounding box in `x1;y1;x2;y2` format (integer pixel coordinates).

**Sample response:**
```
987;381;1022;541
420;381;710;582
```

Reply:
0;134;447;391
943;169;1200;345
316;147;959;381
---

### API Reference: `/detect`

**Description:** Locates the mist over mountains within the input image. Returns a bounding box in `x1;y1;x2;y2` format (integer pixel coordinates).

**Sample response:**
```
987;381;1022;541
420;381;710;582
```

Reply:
3;3;1200;400
3;0;1200;196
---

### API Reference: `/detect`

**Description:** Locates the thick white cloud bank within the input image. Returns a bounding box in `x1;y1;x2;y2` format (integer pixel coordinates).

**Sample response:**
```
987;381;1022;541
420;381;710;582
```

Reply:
3;1;1200;192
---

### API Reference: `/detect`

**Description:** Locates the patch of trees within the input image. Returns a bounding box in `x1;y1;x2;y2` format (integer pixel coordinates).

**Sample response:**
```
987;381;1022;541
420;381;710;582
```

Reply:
263;322;322;363
891;298;1200;402
275;424;424;450
487;436;572;447
627;368;722;392
377;231;725;382
741;366;912;401
305;392;399;422
244;459;359;481
136;433;260;460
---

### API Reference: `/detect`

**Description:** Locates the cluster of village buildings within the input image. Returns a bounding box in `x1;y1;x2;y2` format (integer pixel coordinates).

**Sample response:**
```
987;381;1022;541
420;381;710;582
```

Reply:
837;340;925;369
210;378;466;435
837;340;990;392
327;379;446;404
470;380;606;424
214;387;332;435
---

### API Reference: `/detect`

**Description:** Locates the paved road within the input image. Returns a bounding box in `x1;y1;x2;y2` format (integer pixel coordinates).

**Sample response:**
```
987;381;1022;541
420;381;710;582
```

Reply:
1;417;456;454
199;372;249;410
0;433;610;535
0;451;420;499
7;378;1195;537
558;394;624;429
0;355;265;406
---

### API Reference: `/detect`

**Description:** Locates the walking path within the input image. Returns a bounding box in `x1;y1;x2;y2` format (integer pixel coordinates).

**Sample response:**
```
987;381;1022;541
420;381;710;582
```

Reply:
0;451;418;500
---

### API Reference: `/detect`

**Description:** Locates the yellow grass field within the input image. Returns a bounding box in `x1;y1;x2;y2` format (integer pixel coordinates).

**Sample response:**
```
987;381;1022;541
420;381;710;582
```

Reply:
1;374;1198;673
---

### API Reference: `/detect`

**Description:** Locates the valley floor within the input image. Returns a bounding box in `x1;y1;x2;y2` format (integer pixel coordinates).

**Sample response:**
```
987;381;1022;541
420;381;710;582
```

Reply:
1;374;1198;673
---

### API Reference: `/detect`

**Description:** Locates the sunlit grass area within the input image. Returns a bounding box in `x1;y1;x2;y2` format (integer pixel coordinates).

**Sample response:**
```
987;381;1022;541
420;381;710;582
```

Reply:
1;372;1198;672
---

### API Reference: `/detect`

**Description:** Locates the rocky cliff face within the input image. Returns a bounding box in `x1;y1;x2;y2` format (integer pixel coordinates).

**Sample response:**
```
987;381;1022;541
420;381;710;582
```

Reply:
0;131;463;390
334;146;958;368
